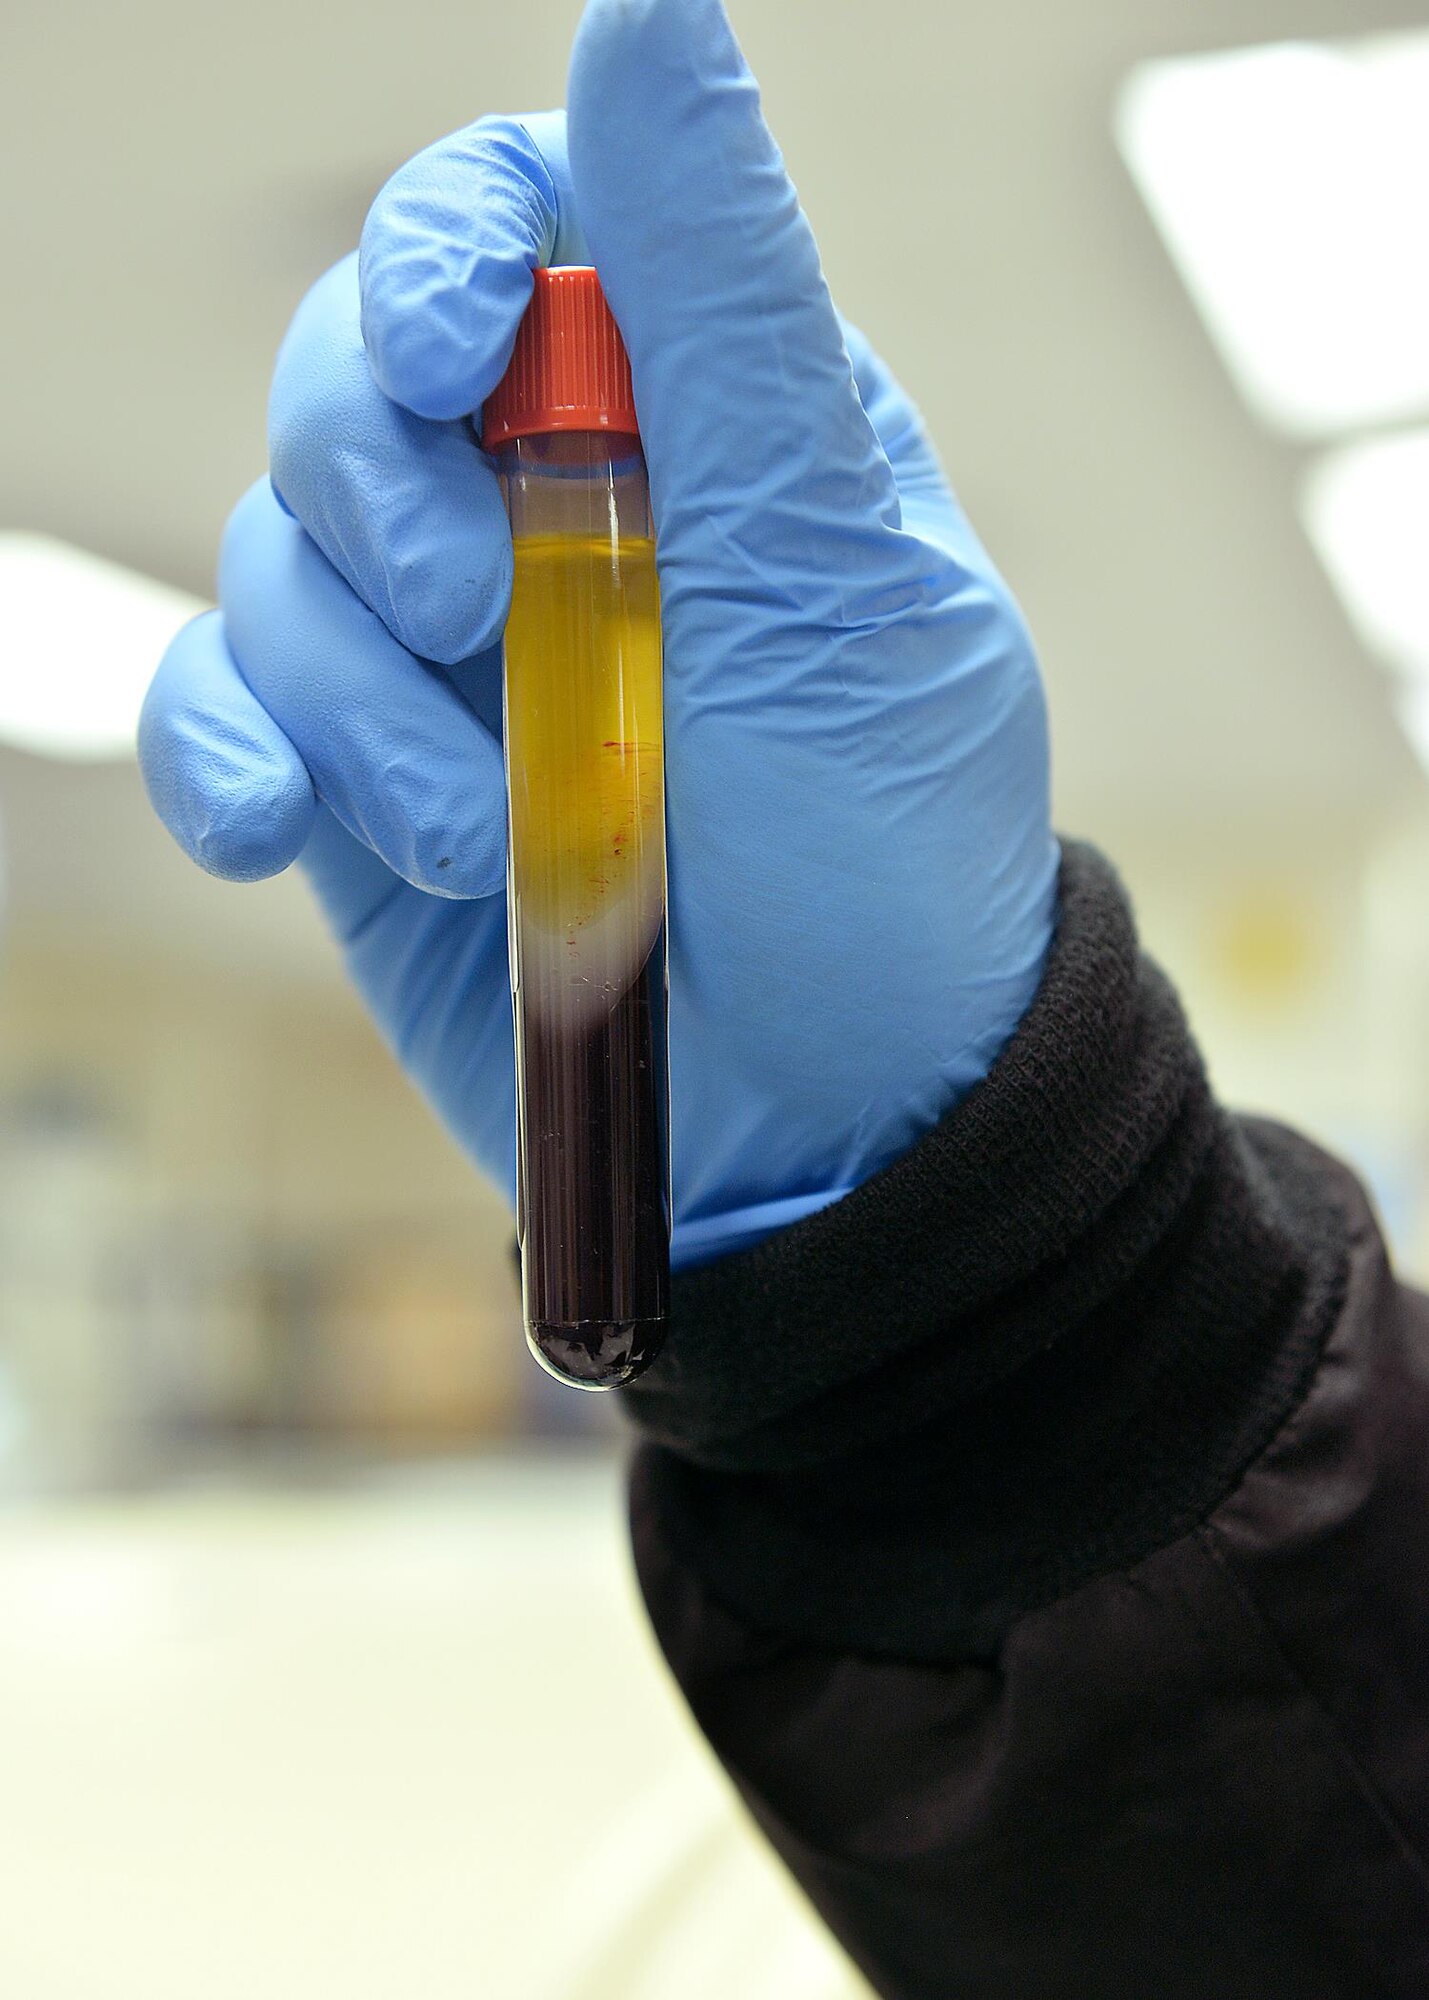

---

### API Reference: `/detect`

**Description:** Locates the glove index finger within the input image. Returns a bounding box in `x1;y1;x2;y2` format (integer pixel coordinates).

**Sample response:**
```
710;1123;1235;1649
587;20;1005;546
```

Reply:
359;109;585;423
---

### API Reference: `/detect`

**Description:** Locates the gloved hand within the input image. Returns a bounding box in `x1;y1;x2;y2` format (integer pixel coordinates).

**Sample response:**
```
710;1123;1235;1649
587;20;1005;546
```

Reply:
140;0;1057;1267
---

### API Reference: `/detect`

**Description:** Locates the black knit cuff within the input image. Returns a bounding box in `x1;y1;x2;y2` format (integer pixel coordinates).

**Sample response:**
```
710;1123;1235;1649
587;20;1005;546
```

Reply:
623;841;1351;1660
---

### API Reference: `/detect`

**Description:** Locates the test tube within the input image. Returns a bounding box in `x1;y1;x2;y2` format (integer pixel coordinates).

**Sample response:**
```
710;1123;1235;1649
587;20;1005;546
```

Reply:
483;268;669;1390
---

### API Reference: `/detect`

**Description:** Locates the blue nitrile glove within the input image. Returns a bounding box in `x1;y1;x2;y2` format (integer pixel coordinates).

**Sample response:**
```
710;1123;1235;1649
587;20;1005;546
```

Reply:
140;0;1057;1268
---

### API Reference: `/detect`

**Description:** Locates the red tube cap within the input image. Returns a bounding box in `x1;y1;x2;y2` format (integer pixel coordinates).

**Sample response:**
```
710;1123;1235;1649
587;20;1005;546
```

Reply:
481;266;639;450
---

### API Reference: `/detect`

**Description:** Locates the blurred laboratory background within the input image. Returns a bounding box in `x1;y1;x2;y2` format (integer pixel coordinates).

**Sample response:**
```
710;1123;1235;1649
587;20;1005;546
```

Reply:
1;1;1427;1994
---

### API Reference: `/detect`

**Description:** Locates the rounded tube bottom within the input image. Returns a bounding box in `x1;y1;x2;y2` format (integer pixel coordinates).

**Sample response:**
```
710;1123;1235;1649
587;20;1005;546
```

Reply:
527;1319;666;1392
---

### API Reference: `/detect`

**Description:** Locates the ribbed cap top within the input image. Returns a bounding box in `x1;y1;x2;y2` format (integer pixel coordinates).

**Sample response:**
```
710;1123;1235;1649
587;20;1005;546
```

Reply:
481;266;638;449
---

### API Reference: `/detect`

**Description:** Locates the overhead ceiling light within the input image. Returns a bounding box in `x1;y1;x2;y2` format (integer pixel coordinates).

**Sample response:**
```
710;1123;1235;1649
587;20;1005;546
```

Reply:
1397;681;1429;778
1302;428;1429;776
0;533;208;761
1302;428;1429;676
1117;32;1429;439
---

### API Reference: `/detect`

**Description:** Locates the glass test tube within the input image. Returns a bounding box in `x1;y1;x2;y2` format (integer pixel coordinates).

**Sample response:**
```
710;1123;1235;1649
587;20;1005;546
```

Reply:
484;270;670;1389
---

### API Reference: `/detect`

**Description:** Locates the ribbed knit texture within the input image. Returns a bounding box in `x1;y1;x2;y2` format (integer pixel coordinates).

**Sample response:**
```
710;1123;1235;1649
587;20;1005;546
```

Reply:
623;842;1351;1660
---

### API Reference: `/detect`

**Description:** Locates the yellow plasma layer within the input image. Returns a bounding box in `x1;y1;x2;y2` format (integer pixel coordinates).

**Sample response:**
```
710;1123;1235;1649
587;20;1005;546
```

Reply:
503;533;665;1020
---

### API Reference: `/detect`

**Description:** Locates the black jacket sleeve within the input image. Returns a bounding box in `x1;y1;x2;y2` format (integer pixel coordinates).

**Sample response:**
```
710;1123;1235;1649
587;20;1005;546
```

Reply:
620;841;1429;2000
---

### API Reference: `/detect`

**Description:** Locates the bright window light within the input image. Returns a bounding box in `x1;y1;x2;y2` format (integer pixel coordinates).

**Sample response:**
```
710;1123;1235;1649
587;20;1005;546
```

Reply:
1117;33;1429;438
1302;429;1429;677
0;533;207;761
